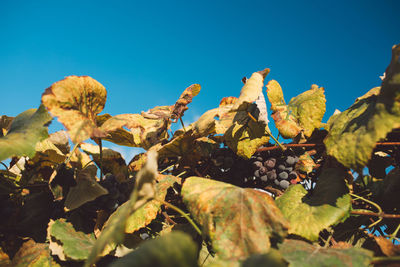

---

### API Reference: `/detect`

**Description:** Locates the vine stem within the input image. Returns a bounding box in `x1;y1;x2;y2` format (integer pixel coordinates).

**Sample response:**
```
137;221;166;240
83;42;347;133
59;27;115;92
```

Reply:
180;117;186;132
372;256;400;264
97;138;103;181
159;164;176;174
155;199;202;236
350;193;383;228
256;141;400;152
389;223;400;241
49;142;80;184
0;162;9;171
351;210;400;219
247;111;285;150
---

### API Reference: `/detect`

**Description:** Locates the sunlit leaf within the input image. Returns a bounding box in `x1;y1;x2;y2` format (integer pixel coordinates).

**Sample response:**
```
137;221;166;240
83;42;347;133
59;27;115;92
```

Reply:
85;151;158;267
295;152;316;174
288;84;326;137
0;105;52;162
125;175;181;233
47;219;96;261
192;108;219;137
64;165;108;211
279;239;373;267
42;75;107;143
223;104;270;159
99;112;170;149
276;167;351;241
182;177;289;260
11;239;60;267
48;130;70;154
324;45;400;170
171;84;201;122
109;232;198;267
232;69;269;110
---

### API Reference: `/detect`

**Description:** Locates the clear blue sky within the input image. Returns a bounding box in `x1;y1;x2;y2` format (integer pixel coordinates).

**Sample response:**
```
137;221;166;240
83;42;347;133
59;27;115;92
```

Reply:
1;0;399;141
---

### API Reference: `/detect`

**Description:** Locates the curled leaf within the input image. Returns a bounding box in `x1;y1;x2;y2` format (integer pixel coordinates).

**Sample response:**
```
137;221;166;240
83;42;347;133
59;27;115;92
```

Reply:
171;84;201;122
42;75;107;143
232;69;269;110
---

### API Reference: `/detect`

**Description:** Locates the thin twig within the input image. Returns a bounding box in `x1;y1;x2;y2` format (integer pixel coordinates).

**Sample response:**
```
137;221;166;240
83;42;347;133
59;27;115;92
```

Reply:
98;138;103;181
390;223;400;241
351;210;400;219
156;199;202;236
350;193;383;228
180;117;186;132
162;211;177;225
372;256;400;264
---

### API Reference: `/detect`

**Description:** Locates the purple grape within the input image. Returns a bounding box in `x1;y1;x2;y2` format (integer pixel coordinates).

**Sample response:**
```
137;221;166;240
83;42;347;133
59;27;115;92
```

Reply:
280;180;290;189
285;156;296;166
259;166;267;175
266;170;277;180
254;169;260;178
278;171;289;180
260;175;268;182
252;161;263;169
278;164;286;171
264;158;277;169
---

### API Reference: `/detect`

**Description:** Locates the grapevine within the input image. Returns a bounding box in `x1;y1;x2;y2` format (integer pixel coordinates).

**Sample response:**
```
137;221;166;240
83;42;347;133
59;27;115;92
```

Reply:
0;44;399;266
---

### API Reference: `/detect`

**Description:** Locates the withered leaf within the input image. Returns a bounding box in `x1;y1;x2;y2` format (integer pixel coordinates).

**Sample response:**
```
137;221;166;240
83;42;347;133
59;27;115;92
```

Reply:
182;177;289;260
171;84;201;122
42;75;107;143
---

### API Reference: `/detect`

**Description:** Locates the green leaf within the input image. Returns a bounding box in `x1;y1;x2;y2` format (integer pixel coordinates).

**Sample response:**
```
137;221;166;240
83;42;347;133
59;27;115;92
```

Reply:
12;239;60;267
182;177;289;260
47;219;96;261
279;239;373;267
242;249;288;267
64;165;108;211
0;105;52;162
276;167;351;241
125;175;181;233
85;150;158;267
41;75;107;144
223;109;270;158
287;84;326;137
324;45;400;170
109;231;198;267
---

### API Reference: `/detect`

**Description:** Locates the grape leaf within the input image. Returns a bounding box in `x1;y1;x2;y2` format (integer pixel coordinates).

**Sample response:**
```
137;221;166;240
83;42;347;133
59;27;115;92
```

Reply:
266;80;326;138
48;130;70;154
85;151;158;267
324;44;400;170
42;75;107;144
182;177;289;260
279;239;373;267
171;84;201;122
0;247;10;266
232;69;269;110
125;175;181;233
242;249;288;267
64;165;108;211
288;84;326;137
109;232;198;267
192;108;219;137
276;167;351;241
47;219;96;261
99;111;170;149
96;114;136;147
12;239;60;267
80;142;128;182
223;108;270;159
295;152;316;174
0;105;52;162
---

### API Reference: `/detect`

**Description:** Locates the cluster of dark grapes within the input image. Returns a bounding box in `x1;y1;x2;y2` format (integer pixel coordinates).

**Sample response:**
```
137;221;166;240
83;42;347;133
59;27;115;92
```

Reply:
92;174;134;212
251;149;300;190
